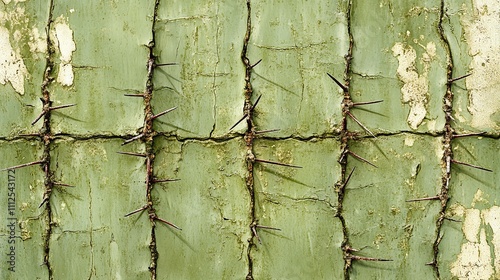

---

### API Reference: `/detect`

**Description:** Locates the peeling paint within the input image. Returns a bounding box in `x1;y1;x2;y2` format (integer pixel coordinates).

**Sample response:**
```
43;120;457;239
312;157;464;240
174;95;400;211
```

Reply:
0;26;28;95
461;0;500;129
450;203;500;279
54;16;76;86
392;41;435;129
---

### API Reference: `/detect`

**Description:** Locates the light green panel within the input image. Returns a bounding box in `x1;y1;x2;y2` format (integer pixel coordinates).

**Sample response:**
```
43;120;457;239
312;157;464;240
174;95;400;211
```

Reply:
0;140;46;280
442;0;472;130
439;137;499;280
0;1;49;136
154;138;251;278
49;139;150;279
252;138;344;279
351;0;446;134
153;0;246;138
50;1;152;135
247;0;347;137
344;134;442;279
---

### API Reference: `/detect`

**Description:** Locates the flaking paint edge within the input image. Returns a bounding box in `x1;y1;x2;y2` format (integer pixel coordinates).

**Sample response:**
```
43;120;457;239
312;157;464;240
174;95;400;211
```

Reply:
0;25;28;95
449;201;500;279
54;15;76;87
392;40;435;130
461;0;500;129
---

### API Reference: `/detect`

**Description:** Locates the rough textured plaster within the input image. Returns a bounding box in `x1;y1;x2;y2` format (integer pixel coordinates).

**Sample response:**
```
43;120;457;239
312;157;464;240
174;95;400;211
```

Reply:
462;0;500;129
450;203;500;279
392;41;436;129
53;15;76;86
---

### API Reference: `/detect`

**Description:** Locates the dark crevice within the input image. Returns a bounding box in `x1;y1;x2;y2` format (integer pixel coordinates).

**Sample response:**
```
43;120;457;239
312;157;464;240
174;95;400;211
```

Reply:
432;2;454;278
41;0;55;278
241;1;257;279
337;0;354;278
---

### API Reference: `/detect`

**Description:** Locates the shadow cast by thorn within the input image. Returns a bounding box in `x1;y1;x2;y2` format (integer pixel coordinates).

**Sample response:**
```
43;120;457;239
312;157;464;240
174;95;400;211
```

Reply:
154;120;195;135
154;69;184;97
51;111;84;123
162;225;196;252
260;166;312;189
253;72;300;97
351;106;388;118
453;140;477;161
451;166;493;188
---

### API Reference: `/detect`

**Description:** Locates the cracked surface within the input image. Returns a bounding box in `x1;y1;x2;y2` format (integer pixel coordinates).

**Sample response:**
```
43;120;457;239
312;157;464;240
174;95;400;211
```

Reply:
0;1;499;279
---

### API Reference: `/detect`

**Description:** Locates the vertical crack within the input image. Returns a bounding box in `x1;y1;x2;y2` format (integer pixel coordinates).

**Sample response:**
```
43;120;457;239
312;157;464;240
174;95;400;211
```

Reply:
337;0;354;279
145;1;161;279
432;1;454;278
40;0;55;278
241;1;257;279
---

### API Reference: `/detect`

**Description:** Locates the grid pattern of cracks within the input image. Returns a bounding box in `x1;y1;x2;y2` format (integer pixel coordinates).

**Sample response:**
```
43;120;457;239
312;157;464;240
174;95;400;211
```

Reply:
0;1;497;279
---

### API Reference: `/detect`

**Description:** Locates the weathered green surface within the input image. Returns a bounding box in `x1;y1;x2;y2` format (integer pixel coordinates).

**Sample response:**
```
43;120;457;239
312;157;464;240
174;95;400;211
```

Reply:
351;0;447;133
153;0;247;138
248;0;347;137
0;0;499;279
345;135;442;279
440;136;499;280
50;2;151;135
0;140;46;280
252;138;344;279
0;1;48;136
154;138;250;278
49;139;150;279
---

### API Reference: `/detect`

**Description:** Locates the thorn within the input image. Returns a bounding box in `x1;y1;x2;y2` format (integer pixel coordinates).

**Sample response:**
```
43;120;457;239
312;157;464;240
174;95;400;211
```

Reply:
452;132;486;138
255;224;281;231
250;59;262;68
151;106;177;120
124;94;145;97
49;103;77;111
448;73;472;84
155;62;178;67
229;114;248;131
347;150;377;168
327;73;348;92
152;178;180;183
1;160;45;171
451;159;492;172
155;217;182;230
38;196;49;208
122;133;144;145
124;205;148;217
254;158;302;169
53;182;74;187
406;196;440;202
254;128;280;135
348;254;392;262
351;100;384;106
31;111;47;125
346;111;376;138
250;95;262;111
251;225;261;244
116;151;147;157
426;261;436;266
344;167;356;187
444;217;462;223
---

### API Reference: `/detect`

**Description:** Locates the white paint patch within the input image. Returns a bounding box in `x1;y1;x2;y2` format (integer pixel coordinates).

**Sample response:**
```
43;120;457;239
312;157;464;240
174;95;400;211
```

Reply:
54;16;76;86
0;26;28;95
392;42;434;129
462;0;500;129
28;27;47;54
451;204;500;279
404;135;415;146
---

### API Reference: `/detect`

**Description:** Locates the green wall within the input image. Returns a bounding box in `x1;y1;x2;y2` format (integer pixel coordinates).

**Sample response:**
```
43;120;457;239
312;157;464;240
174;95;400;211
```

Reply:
1;0;499;279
